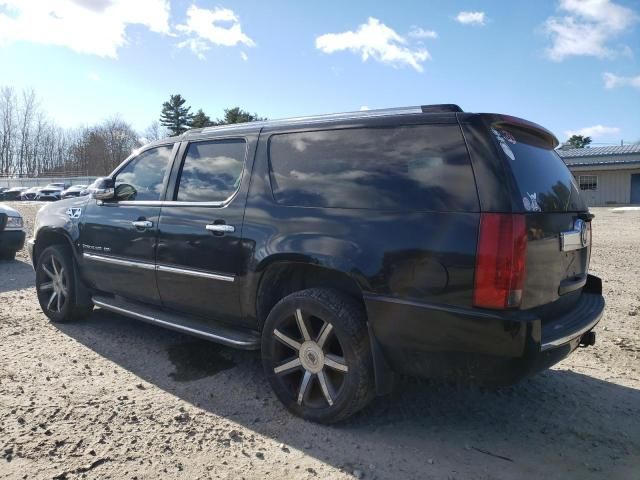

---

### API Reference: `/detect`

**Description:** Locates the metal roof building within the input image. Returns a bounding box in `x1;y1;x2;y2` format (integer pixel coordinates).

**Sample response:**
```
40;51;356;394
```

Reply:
557;145;640;206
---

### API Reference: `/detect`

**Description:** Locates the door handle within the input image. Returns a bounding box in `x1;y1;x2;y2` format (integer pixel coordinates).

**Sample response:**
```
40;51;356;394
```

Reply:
132;220;153;229
205;224;235;233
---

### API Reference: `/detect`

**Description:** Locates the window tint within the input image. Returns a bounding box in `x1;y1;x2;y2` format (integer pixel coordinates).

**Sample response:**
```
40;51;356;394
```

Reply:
176;139;246;202
268;125;478;211
115;145;174;201
489;126;587;212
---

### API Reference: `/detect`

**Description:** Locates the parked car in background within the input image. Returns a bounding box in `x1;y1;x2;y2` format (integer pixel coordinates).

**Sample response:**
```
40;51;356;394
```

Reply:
36;184;65;201
61;185;88;199
3;187;24;200
0;203;25;260
28;104;604;423
1;187;27;201
20;186;42;201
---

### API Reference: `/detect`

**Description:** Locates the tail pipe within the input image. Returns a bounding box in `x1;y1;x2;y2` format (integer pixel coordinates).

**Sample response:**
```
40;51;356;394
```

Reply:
579;331;596;347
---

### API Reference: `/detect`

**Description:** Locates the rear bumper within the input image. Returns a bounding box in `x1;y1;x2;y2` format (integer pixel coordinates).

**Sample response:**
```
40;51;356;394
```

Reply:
0;230;26;254
365;275;604;385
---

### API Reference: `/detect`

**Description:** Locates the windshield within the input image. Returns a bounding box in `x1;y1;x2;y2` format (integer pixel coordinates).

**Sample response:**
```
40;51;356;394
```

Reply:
490;126;586;212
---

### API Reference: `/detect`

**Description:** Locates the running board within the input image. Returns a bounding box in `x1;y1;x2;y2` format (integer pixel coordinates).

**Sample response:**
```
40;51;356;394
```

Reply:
92;295;260;350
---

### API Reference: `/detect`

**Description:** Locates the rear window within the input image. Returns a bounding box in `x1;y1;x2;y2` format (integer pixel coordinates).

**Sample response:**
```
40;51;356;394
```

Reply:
268;125;478;211
490;126;586;212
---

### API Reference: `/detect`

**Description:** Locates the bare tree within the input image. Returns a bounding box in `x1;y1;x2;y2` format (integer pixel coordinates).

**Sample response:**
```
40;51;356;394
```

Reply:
143;120;168;143
0;87;17;175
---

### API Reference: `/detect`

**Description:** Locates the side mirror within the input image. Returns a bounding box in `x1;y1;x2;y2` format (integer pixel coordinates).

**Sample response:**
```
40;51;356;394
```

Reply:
90;177;115;200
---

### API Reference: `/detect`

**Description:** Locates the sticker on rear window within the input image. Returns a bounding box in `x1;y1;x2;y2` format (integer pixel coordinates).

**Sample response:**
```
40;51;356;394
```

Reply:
491;128;516;161
499;129;516;144
523;192;541;212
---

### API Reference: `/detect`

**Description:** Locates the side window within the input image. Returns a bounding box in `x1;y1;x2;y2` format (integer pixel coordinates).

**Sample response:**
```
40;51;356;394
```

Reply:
268;125;478;211
175;139;246;203
114;145;174;201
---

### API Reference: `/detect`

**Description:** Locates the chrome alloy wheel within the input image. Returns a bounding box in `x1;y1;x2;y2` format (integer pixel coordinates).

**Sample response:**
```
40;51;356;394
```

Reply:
272;308;349;407
39;255;68;312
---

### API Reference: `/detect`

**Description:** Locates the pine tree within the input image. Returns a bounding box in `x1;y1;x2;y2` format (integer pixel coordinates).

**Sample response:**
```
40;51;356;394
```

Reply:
159;94;193;135
214;107;266;125
190;109;212;128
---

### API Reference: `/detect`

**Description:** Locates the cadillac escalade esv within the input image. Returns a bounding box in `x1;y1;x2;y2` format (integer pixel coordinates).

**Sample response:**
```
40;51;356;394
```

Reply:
29;104;604;423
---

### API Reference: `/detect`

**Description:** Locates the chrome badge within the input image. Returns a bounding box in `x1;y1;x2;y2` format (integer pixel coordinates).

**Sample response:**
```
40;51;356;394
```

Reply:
575;219;588;248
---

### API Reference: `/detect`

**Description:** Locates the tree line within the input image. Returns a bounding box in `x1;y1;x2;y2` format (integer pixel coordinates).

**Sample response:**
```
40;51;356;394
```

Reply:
0;87;265;178
159;94;266;135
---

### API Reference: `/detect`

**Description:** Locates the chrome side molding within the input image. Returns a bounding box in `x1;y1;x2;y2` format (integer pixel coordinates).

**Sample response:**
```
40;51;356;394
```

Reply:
83;253;156;270
156;264;234;282
82;253;234;282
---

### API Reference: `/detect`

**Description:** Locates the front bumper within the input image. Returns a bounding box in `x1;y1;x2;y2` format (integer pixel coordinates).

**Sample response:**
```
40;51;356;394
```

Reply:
365;274;604;385
0;230;26;254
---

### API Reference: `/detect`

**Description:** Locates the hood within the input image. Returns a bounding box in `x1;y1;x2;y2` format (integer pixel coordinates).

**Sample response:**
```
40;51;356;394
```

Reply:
0;203;21;217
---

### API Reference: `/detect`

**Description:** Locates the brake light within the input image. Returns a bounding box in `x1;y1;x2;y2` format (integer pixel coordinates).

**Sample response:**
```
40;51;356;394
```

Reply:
473;213;528;309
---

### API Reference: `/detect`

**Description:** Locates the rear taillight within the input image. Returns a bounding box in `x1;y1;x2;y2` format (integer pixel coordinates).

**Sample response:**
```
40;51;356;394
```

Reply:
473;213;527;309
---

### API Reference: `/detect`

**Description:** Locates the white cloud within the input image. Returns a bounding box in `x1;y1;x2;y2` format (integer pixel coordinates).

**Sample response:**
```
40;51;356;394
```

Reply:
603;72;640;89
543;0;638;61
455;11;486;26
315;17;431;72
88;72;101;81
359;106;370;111
0;0;170;58
408;27;438;39
240;51;248;62
565;125;621;139
176;5;254;60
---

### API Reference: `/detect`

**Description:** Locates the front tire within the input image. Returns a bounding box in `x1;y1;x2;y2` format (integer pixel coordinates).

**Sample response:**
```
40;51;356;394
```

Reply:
36;245;93;323
262;288;375;423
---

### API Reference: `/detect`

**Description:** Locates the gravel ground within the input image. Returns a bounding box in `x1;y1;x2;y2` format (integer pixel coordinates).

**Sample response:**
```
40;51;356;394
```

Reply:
1;202;639;480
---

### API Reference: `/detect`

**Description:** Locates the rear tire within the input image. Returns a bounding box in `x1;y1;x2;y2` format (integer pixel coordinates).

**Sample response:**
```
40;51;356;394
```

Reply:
35;245;93;323
262;288;375;423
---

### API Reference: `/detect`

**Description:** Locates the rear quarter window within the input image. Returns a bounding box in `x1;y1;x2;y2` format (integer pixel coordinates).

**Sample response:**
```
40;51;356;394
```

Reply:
490;126;586;212
268;124;478;211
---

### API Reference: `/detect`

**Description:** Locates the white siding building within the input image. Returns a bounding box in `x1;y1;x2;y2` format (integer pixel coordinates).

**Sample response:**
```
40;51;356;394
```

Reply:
558;145;640;206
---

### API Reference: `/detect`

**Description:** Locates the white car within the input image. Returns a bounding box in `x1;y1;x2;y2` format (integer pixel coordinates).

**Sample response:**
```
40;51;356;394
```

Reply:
36;184;66;201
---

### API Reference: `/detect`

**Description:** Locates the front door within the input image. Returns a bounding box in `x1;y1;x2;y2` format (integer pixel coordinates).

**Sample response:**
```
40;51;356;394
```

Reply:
631;174;640;204
156;137;254;326
80;144;176;305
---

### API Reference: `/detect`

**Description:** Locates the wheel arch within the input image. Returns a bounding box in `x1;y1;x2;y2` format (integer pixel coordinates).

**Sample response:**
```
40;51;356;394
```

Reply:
33;227;77;267
254;260;367;331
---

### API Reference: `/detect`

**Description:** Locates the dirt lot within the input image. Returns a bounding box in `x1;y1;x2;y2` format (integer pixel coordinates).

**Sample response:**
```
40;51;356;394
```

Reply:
1;202;638;480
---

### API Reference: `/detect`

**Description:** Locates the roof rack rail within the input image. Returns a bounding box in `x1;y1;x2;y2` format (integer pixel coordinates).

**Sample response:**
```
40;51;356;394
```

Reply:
421;104;463;113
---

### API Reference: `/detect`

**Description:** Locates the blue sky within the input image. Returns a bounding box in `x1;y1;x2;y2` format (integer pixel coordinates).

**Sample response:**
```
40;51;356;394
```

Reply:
0;0;639;144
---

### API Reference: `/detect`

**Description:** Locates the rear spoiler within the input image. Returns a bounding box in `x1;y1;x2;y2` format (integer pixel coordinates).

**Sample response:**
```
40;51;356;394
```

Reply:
476;113;559;149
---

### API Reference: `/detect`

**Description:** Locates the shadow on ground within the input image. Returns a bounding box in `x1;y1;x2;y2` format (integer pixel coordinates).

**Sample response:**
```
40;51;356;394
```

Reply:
54;308;640;478
0;259;35;293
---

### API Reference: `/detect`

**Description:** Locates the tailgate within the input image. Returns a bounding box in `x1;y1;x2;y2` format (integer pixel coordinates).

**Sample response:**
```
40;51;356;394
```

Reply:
486;118;592;312
522;212;591;311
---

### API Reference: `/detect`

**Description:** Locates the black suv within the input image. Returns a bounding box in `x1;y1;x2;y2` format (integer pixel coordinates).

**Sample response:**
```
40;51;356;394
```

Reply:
29;105;604;423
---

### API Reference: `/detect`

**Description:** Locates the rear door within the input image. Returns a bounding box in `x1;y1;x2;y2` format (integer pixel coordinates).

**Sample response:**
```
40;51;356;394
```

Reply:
155;134;257;327
487;122;591;312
